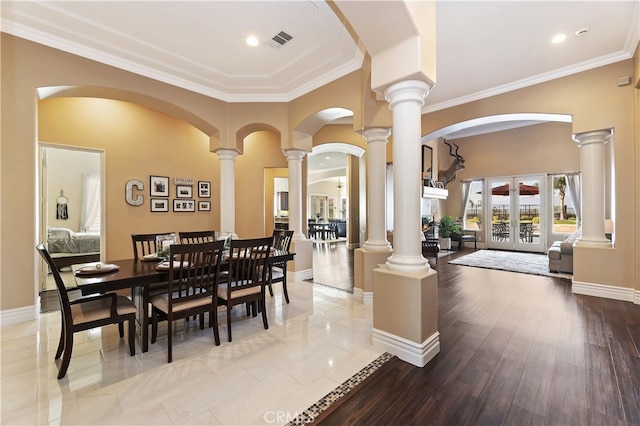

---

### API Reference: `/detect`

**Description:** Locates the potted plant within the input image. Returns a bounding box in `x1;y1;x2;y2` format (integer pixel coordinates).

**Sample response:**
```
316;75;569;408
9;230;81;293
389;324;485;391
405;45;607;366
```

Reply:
436;215;461;250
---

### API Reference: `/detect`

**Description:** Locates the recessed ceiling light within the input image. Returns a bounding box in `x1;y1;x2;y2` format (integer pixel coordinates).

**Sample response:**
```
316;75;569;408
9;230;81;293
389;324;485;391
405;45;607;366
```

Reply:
246;36;259;47
551;33;567;44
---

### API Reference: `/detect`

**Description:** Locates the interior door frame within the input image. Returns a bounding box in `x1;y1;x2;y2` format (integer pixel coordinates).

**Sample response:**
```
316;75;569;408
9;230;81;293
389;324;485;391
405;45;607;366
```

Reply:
38;143;106;292
485;174;546;253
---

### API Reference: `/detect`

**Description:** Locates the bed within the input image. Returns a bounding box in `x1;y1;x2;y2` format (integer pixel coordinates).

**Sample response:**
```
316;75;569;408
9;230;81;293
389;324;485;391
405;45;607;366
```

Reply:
47;227;100;269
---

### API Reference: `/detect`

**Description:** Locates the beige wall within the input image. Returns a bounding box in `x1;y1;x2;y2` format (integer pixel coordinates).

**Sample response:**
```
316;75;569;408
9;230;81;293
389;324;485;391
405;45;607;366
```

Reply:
1;32;638;315
235;131;288;238
39;97;220;260
442;121;578;216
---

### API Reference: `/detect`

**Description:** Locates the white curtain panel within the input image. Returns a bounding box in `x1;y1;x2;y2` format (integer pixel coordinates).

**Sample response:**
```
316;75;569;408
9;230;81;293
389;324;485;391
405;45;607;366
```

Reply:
80;173;101;233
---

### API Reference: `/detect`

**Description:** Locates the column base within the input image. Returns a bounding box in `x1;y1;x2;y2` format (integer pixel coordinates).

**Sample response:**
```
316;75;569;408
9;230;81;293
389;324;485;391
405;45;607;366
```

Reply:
354;247;392;304
575;237;612;248
289;239;313;281
372;328;440;368
372;265;439;367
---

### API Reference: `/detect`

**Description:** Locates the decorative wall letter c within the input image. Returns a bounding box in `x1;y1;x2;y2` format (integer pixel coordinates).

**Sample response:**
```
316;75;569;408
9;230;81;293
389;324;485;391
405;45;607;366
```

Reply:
125;179;144;206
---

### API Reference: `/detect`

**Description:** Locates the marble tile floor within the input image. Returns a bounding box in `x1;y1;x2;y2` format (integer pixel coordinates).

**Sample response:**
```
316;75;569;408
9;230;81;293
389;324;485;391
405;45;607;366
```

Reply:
1;281;382;425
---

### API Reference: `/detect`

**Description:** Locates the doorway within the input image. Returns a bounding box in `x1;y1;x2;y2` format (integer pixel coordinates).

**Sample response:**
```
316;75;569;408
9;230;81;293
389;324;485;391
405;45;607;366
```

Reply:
40;145;104;291
486;175;546;252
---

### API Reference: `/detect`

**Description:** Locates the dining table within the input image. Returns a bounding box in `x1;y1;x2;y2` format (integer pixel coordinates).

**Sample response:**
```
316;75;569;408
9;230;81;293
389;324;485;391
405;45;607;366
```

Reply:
72;249;295;352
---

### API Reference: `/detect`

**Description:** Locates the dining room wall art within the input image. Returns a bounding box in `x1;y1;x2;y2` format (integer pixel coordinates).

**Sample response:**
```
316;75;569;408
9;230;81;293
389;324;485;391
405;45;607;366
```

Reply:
176;185;192;198
198;181;211;198
198;201;211;211
150;198;169;212
173;199;195;212
150;176;169;197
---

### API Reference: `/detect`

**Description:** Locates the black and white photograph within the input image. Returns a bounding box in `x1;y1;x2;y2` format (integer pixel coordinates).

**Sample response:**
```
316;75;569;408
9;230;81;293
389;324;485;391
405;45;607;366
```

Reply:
198;181;211;198
173;199;195;212
150;198;169;212
198;201;211;211
150;176;169;197
176;185;192;198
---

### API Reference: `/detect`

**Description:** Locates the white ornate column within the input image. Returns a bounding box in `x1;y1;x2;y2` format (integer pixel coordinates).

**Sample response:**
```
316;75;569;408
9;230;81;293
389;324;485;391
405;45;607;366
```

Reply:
573;130;612;247
354;128;393;304
216;149;237;237
284;149;306;240
283;149;314;280
384;80;431;272
363;128;392;251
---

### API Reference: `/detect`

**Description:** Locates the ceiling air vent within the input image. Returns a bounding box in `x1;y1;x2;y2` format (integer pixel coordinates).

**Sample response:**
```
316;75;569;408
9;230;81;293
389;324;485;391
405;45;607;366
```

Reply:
268;31;293;49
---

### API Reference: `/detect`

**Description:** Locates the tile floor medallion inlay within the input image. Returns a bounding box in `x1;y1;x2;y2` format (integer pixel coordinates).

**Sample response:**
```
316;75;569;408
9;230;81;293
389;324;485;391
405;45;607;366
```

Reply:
286;352;395;425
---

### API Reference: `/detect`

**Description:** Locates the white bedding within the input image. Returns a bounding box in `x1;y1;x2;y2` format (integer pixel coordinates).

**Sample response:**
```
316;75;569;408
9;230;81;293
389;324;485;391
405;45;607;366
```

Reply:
47;227;100;254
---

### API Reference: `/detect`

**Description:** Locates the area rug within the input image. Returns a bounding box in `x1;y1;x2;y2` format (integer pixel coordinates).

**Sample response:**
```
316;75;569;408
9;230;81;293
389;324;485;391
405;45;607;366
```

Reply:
449;249;572;279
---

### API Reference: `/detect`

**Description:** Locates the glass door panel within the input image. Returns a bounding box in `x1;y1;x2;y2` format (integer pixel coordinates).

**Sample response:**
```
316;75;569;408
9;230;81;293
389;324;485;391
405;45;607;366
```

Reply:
487;175;545;252
488;179;513;249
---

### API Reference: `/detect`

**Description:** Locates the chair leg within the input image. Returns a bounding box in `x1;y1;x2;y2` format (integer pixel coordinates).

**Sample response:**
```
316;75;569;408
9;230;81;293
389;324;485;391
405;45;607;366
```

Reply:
128;315;136;356
227;305;232;342
167;318;172;363
261;298;269;330
55;315;65;359
268;281;274;297
211;308;220;346
151;309;158;344
118;322;125;338
282;277;290;304
57;327;74;379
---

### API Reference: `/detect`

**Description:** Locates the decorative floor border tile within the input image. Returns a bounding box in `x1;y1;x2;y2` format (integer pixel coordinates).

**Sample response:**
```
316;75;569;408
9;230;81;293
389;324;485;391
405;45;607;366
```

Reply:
286;352;395;425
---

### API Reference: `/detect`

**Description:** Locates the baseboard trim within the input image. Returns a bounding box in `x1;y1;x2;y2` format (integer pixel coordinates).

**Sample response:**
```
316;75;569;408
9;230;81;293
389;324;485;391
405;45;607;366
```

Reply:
290;269;313;281
353;288;373;305
0;303;38;326
372;328;440;367
347;243;360;250
572;280;639;305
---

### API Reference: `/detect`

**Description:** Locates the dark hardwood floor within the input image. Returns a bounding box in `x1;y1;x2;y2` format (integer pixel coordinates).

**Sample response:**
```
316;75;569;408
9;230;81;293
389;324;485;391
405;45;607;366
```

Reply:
316;248;640;425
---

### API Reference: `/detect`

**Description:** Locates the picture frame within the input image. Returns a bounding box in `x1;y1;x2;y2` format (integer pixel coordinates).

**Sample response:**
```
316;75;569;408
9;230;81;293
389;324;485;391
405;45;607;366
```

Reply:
150;176;169;197
150;198;169;212
173;199;195;212
435;181;445;189
198;201;211;211
198;181;211;198
176;185;193;198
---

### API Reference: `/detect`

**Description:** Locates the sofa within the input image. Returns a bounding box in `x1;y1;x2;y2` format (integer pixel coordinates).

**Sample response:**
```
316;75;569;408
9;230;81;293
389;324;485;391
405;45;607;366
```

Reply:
547;230;580;274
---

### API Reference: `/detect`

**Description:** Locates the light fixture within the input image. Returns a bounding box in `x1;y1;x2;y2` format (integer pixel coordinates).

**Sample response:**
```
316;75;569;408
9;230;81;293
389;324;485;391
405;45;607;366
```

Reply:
551;33;567;44
336;178;344;189
246;36;259;47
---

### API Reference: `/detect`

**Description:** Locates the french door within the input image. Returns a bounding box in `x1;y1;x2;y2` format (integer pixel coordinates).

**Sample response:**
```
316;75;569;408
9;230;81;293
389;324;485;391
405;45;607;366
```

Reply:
486;175;546;252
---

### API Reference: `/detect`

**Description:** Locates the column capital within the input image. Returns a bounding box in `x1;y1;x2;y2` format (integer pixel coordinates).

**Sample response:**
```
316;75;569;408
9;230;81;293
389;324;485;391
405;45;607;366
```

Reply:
216;149;238;161
283;149;306;161
384;80;432;109
572;129;612;147
362;127;392;144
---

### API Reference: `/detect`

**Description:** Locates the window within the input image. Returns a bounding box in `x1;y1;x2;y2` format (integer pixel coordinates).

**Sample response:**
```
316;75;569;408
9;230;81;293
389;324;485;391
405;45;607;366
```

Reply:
462;180;483;231
552;174;578;234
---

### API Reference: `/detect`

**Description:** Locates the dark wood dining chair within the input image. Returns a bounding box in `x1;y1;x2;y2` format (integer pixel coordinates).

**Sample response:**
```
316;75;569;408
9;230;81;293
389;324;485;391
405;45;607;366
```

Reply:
269;229;293;303
36;244;136;379
218;237;272;342
149;240;225;362
130;232;175;352
179;230;216;244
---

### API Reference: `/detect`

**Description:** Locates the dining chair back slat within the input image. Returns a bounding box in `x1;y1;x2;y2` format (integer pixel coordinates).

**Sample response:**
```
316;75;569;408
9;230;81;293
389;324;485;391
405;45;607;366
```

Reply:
179;230;216;244
218;237;272;342
131;232;175;260
149;240;225;362
269;229;294;303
